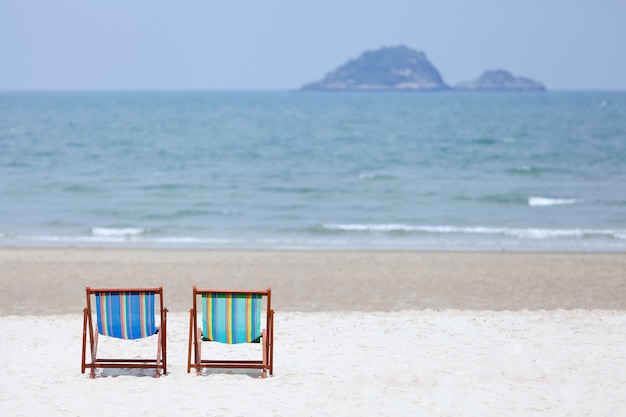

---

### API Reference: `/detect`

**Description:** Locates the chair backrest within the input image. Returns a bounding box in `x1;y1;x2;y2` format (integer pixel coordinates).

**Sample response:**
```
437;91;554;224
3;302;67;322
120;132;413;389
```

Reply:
195;287;271;344
87;287;163;340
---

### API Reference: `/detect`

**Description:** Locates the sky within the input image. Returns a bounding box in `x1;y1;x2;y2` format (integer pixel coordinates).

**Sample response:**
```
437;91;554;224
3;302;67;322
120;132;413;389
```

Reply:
1;0;625;91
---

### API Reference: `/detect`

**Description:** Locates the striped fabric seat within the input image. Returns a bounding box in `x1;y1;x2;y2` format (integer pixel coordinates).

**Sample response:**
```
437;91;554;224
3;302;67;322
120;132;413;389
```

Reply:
95;291;157;340
188;286;273;377
202;292;261;344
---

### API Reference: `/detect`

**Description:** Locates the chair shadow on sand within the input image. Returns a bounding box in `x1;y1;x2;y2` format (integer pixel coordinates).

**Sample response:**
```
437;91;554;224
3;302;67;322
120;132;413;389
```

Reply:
95;368;168;378
95;367;265;379
194;368;270;379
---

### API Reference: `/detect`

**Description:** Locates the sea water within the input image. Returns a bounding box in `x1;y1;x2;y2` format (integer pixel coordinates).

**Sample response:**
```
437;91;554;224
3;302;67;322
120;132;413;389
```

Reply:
1;91;625;251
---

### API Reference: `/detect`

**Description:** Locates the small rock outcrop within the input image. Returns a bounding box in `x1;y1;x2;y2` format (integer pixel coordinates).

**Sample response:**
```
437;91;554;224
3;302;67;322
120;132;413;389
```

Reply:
455;70;546;91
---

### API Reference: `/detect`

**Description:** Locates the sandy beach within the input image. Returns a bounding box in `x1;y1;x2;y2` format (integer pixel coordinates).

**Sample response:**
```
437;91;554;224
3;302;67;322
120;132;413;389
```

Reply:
1;248;626;314
1;248;626;416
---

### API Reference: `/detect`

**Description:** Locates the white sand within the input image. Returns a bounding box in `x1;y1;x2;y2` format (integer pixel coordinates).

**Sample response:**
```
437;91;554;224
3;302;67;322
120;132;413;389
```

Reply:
2;310;625;416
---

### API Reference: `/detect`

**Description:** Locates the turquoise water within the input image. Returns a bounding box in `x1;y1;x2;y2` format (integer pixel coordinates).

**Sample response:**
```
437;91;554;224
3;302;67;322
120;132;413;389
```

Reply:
1;91;625;250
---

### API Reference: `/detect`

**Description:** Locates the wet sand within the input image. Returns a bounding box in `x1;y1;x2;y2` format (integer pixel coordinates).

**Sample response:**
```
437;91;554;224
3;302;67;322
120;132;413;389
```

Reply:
1;248;625;315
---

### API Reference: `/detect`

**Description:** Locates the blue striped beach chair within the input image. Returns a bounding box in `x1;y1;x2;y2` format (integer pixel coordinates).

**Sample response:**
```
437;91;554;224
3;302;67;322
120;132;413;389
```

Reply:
187;286;274;378
81;286;167;378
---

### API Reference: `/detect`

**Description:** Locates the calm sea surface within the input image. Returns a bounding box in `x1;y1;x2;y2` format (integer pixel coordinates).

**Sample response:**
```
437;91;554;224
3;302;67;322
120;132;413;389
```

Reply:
1;91;625;251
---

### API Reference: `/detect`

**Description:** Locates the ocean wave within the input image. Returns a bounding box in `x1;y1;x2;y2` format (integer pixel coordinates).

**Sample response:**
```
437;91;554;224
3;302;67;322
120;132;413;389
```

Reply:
322;224;626;240
528;197;578;207
2;228;626;252
91;227;145;237
3;233;234;246
0;233;353;249
357;172;394;181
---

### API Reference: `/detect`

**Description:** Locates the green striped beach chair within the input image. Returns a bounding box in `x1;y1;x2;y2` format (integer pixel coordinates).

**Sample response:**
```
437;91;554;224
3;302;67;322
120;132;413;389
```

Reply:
187;286;274;378
81;286;168;378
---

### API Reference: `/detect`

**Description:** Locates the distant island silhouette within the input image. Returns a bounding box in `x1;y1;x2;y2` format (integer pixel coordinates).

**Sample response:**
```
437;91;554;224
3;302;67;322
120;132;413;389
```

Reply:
301;45;546;92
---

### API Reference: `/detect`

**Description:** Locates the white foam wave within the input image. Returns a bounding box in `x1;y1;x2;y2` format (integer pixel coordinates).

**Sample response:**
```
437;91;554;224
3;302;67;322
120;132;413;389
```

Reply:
358;173;376;180
1;234;238;247
325;223;419;232
91;227;145;237
2;225;626;251
529;197;578;207
323;224;626;240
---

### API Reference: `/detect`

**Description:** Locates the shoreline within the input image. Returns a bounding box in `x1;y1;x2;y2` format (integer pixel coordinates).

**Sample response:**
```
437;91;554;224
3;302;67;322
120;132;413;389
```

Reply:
2;247;625;315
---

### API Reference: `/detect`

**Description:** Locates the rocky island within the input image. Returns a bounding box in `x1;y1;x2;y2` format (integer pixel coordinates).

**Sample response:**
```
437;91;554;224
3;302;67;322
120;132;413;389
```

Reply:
301;46;546;92
301;46;449;91
456;70;546;91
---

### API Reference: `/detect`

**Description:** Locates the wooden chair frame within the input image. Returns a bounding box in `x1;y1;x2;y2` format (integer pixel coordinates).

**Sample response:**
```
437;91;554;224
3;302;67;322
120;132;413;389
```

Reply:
81;286;168;378
187;286;274;378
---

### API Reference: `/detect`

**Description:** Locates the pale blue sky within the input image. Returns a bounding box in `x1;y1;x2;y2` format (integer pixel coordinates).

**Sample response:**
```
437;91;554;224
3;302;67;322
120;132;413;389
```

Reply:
1;0;625;90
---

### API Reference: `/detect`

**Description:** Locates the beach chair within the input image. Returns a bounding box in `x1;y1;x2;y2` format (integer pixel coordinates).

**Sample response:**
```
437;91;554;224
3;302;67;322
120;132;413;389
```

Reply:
81;286;167;378
187;286;274;378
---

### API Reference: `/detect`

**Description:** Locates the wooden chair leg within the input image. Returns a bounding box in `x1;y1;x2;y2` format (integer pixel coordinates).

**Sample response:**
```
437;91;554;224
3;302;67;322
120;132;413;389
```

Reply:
90;330;98;379
162;309;167;373
265;310;274;376
187;309;193;373
81;309;88;374
154;330;162;378
196;327;202;376
261;329;267;378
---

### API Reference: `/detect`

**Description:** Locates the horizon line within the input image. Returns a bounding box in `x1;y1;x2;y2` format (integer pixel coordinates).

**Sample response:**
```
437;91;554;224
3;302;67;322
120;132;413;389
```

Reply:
2;88;626;93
